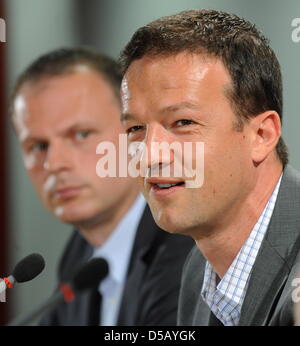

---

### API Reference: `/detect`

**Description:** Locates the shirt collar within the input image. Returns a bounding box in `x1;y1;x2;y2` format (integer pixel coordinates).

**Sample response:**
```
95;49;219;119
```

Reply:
92;194;146;284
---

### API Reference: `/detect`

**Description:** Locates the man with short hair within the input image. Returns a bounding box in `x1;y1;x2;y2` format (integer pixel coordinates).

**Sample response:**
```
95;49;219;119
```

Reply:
11;48;193;325
120;9;300;325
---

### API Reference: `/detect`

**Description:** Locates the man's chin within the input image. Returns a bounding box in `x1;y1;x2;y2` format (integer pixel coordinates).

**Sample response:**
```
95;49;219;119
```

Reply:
150;205;197;236
55;213;80;225
53;208;104;230
152;211;186;235
50;205;83;225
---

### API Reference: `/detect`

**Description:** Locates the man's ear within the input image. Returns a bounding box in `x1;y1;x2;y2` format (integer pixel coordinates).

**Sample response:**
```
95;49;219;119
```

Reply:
250;111;282;164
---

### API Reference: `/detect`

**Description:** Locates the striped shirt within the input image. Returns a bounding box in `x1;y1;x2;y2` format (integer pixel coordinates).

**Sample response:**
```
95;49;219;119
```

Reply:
201;175;282;326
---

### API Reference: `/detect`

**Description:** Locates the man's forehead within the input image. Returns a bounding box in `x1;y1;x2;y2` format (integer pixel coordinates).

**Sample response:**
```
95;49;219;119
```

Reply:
124;52;229;88
15;73;114;119
121;53;232;123
13;88;96;133
122;53;231;107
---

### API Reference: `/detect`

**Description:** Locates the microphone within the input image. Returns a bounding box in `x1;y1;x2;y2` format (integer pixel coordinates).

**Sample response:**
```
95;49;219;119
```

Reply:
7;257;109;326
0;253;45;294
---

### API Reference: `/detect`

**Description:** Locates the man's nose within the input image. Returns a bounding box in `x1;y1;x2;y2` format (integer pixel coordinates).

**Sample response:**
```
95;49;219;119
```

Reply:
141;124;174;173
43;141;72;173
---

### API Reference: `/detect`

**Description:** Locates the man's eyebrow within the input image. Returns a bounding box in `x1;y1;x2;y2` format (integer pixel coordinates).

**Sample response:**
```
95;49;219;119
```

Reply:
66;122;93;131
21;136;46;146
121;102;200;122
160;102;200;114
60;121;98;136
121;112;136;122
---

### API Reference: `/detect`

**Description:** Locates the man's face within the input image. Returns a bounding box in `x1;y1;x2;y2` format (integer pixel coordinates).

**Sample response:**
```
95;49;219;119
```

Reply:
122;53;256;237
13;69;137;227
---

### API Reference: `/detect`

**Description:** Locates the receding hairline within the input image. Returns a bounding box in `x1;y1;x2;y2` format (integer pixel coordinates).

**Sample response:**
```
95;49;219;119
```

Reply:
12;62;121;115
16;62;113;94
11;63;123;125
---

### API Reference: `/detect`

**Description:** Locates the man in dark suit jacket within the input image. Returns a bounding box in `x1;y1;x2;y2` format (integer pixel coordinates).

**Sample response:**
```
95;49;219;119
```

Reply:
119;9;300;325
40;206;193;326
11;47;193;325
178;165;300;325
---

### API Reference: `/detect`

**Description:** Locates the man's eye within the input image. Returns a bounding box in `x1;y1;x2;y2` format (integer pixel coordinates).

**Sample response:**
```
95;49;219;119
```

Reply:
75;130;91;140
176;119;195;127
30;142;48;153
126;125;145;134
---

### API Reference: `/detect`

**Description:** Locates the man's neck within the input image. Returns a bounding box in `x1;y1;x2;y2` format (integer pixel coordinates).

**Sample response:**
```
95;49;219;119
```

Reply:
77;190;140;248
195;160;283;278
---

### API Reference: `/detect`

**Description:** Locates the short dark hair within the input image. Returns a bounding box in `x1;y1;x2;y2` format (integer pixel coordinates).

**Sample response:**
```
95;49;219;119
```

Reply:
120;9;288;166
11;47;122;114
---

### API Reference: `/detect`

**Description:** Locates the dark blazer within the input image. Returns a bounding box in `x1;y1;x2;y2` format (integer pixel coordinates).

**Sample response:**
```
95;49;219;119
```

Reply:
40;205;194;326
178;165;300;326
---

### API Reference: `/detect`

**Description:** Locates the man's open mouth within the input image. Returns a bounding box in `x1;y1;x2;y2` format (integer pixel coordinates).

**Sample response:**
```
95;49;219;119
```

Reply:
145;179;186;196
155;182;185;189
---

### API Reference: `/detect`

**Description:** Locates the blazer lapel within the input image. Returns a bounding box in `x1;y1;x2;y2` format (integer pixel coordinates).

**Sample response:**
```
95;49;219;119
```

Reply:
117;205;163;325
238;242;290;325
116;251;148;325
56;231;95;325
239;165;300;325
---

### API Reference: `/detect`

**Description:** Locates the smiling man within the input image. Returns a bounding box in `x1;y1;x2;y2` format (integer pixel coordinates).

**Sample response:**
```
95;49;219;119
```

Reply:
10;48;193;325
120;10;300;325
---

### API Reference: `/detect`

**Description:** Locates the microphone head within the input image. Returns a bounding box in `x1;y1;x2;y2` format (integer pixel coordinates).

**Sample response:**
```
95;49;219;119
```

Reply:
72;258;109;291
12;253;45;283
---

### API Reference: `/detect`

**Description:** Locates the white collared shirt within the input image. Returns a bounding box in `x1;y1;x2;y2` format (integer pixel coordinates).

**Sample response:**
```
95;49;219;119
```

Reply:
201;175;282;326
92;194;146;326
